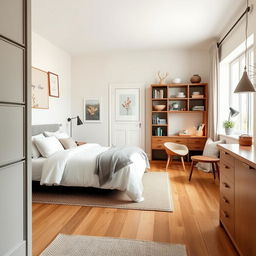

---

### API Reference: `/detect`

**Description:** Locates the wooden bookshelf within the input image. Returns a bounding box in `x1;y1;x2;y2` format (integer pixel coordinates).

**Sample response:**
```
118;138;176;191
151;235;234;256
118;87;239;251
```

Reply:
151;83;208;161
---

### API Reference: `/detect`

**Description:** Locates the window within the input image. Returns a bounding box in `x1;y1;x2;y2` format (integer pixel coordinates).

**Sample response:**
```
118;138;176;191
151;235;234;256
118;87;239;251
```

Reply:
219;44;254;135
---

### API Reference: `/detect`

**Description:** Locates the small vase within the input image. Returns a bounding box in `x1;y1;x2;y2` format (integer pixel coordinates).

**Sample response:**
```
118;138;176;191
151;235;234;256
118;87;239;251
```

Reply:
190;74;201;83
225;127;233;135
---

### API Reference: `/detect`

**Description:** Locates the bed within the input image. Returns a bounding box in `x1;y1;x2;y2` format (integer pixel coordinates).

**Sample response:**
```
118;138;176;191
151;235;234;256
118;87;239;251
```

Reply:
32;124;148;202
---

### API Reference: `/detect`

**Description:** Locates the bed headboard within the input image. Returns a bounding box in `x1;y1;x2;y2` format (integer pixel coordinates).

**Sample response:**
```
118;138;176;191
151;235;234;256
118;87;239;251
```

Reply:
32;124;62;136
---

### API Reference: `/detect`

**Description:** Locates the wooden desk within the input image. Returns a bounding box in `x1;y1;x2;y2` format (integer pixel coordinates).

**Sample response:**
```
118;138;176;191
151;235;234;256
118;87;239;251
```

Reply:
218;144;256;256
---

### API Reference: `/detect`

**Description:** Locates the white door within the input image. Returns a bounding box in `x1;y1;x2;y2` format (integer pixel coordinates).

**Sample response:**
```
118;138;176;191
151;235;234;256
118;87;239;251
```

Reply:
109;84;145;150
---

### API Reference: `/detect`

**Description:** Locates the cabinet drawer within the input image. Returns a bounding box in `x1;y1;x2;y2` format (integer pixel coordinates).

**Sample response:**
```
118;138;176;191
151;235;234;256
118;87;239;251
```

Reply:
220;161;234;182
0;105;24;166
220;150;234;167
0;0;24;44
187;138;206;150
220;207;234;237
152;137;165;149
167;138;188;144
0;40;24;103
220;173;234;204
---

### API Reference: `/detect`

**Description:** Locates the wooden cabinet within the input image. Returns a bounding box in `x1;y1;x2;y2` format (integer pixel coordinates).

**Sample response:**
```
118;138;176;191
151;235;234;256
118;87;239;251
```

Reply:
219;144;256;256
235;160;256;256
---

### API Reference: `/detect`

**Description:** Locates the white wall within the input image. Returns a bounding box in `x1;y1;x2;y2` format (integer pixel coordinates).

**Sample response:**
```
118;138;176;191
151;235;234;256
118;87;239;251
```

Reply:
71;49;210;156
31;32;71;132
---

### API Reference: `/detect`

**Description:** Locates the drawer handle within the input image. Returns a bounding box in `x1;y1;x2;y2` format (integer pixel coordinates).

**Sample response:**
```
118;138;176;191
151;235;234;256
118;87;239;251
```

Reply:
241;162;256;170
224;152;229;155
223;211;229;218
222;182;230;188
224;165;230;169
222;197;229;204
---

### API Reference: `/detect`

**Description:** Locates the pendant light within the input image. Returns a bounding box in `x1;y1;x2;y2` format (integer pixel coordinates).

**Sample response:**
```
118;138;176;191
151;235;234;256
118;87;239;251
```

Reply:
234;0;256;93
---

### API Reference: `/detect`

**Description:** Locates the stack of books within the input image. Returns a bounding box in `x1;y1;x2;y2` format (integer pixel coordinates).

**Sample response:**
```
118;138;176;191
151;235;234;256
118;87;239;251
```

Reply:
191;94;204;99
153;89;164;99
155;127;164;136
192;106;205;111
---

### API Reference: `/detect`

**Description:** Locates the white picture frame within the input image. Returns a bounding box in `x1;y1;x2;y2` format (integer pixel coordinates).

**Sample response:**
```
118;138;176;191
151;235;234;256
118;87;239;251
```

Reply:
84;98;102;123
115;88;140;121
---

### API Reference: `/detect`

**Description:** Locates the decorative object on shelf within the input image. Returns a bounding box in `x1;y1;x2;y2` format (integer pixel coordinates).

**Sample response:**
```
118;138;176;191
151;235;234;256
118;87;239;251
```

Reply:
157;71;169;85
48;72;60;97
31;67;49;109
115;88;140;121
67;116;83;137
190;74;202;83
159;119;167;124
176;92;186;98
153;104;166;111
172;78;181;83
223;120;235;135
234;0;256;93
195;123;205;136
179;130;190;136
84;98;101;122
170;102;179;110
239;134;252;146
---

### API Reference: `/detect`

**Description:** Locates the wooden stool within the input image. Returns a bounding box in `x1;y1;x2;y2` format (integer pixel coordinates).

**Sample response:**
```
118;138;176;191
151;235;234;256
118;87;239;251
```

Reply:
189;156;220;181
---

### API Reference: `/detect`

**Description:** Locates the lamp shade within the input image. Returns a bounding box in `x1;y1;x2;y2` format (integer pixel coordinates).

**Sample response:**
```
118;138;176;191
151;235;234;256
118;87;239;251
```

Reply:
77;116;83;125
229;107;239;118
234;70;256;93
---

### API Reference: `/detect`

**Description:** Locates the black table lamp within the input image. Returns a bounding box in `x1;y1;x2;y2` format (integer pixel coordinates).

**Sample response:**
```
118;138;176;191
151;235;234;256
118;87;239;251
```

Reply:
228;107;239;121
67;116;83;137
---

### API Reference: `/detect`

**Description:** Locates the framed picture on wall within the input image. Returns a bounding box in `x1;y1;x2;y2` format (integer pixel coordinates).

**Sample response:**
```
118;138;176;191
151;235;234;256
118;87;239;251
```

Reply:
48;72;60;97
84;98;101;122
31;67;49;109
115;88;140;121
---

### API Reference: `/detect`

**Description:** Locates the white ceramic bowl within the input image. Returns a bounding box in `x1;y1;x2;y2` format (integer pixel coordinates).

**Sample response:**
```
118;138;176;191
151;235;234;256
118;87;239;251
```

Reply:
153;105;166;111
172;78;182;84
192;91;200;95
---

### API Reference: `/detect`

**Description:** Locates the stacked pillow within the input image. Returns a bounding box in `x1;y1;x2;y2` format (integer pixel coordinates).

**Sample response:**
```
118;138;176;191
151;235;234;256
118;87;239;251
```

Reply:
31;129;77;158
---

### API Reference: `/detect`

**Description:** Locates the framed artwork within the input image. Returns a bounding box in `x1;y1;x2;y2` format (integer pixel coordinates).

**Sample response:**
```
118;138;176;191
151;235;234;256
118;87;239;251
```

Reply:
115;88;140;121
48;72;60;97
31;67;49;109
84;98;101;122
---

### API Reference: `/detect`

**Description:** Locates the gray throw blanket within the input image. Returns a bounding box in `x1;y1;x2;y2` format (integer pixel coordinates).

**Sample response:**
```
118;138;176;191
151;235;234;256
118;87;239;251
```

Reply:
95;146;150;186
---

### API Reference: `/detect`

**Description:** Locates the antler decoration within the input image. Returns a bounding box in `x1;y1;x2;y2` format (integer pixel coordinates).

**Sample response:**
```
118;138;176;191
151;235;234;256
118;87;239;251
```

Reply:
158;71;169;84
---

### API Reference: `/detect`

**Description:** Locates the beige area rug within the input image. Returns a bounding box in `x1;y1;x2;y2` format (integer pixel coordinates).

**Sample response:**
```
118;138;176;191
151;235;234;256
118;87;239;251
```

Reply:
40;234;187;256
33;172;173;212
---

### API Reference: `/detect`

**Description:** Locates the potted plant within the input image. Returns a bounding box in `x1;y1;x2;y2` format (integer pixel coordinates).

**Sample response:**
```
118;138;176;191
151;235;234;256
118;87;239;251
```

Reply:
223;120;235;135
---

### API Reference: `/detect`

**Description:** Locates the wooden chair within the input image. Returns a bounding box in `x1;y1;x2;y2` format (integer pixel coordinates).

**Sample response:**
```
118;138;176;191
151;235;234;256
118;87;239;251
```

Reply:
189;155;220;181
164;142;189;171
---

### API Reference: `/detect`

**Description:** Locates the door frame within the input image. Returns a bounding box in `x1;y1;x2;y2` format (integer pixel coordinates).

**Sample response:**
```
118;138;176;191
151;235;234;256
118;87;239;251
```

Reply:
108;83;145;150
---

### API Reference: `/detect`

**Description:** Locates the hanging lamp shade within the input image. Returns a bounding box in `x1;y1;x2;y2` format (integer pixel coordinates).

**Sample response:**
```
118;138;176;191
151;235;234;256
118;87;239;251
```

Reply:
234;69;256;93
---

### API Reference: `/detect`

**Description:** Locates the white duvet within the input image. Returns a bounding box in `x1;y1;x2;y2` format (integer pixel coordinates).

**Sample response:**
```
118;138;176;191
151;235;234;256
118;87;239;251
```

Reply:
40;143;147;202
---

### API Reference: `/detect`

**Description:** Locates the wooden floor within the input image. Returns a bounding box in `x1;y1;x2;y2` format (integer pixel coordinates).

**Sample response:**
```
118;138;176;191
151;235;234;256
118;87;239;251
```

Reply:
32;162;238;256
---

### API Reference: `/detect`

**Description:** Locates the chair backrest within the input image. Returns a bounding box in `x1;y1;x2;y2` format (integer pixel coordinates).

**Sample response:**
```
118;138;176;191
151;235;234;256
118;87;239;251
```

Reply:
164;142;188;155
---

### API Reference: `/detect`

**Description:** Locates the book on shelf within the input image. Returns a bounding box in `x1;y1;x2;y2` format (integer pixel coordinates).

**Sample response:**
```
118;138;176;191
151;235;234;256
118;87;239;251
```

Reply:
155;127;164;136
153;89;164;99
192;106;205;111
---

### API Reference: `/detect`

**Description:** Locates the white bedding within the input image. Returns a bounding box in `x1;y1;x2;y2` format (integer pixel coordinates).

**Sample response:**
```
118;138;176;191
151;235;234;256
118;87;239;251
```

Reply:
32;143;147;202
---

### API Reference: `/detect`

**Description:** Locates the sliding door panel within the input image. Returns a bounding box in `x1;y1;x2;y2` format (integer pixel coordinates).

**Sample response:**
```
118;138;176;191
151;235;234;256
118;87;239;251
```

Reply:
0;162;25;256
0;39;24;103
0;0;24;44
0;105;24;166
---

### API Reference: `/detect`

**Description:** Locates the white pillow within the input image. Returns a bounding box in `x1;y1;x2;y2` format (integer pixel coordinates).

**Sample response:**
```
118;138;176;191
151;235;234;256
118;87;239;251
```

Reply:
196;138;225;172
31;134;45;158
34;136;64;158
44;130;69;139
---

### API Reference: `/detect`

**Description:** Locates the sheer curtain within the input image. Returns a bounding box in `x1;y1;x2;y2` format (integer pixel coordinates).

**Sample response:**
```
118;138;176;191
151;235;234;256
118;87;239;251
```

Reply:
208;44;220;140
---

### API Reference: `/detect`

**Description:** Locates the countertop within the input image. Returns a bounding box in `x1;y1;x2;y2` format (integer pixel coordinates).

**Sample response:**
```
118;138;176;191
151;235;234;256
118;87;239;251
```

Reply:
218;144;256;169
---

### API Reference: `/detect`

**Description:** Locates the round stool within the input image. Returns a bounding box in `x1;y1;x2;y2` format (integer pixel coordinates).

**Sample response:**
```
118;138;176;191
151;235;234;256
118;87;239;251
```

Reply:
189;156;220;181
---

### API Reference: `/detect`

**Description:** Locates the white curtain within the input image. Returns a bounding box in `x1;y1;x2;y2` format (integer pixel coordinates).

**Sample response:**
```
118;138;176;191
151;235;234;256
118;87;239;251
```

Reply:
208;44;220;141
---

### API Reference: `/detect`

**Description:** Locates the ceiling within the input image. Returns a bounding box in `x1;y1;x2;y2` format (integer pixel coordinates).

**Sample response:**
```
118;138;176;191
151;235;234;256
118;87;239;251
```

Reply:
32;0;244;55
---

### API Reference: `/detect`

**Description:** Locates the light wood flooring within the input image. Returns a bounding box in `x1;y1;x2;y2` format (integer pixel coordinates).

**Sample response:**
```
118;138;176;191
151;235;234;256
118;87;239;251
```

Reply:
32;162;238;256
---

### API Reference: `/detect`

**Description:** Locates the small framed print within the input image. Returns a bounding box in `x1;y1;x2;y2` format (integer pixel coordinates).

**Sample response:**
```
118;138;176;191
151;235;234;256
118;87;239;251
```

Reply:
84;98;101;123
115;88;140;121
48;72;60;97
